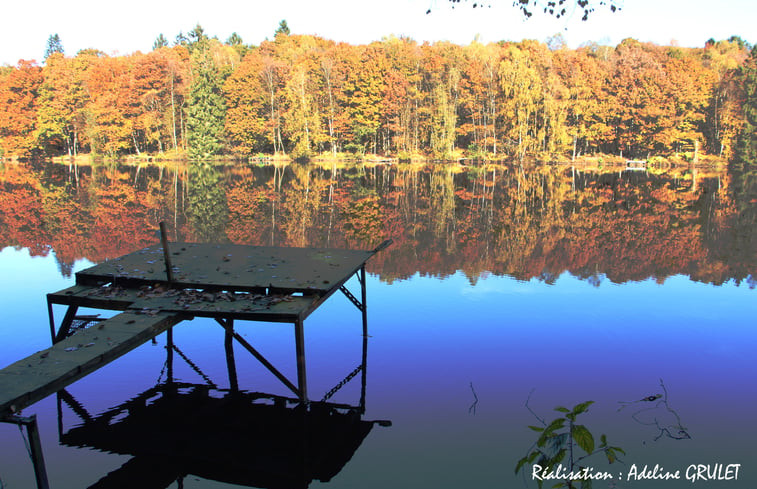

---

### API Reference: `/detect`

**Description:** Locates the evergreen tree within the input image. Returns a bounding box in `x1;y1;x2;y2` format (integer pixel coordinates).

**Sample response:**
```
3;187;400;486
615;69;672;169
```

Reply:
731;47;757;218
227;32;243;46
275;20;290;38
188;161;229;240
186;40;226;159
226;32;248;57
175;31;189;47
189;24;207;45
44;34;64;61
153;33;168;50
736;46;757;162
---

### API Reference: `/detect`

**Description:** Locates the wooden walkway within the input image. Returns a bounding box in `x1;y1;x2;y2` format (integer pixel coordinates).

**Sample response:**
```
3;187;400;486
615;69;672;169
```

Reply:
2;240;391;418
0;311;181;417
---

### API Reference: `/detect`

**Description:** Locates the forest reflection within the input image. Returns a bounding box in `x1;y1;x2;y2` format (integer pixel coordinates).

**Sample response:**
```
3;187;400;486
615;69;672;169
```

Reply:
1;159;755;286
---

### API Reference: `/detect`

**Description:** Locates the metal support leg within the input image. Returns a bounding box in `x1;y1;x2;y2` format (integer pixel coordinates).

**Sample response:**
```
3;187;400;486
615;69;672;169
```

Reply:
27;416;50;489
1;415;50;489
359;265;368;412
166;328;174;384
46;297;55;344
359;265;368;337
360;325;368;414
56;392;63;439
294;319;308;402
223;319;239;392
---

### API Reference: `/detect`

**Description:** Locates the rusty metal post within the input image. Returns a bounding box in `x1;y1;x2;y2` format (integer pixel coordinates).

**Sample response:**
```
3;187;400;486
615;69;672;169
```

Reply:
294;318;308;401
159;221;174;283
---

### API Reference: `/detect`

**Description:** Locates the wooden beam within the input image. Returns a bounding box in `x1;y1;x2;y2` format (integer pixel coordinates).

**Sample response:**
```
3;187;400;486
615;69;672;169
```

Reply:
0;312;181;417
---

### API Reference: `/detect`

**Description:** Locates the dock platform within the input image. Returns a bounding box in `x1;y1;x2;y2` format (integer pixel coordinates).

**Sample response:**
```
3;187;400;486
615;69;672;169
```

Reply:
1;237;391;489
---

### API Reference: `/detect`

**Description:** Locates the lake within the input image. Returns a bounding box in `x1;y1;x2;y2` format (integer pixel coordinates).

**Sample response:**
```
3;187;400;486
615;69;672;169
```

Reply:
1;158;756;488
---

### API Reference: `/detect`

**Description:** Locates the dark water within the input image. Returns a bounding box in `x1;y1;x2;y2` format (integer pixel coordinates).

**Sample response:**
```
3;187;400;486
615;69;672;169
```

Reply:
1;159;756;488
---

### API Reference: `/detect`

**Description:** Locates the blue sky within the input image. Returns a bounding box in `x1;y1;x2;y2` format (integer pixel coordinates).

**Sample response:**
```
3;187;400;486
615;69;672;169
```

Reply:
2;0;755;65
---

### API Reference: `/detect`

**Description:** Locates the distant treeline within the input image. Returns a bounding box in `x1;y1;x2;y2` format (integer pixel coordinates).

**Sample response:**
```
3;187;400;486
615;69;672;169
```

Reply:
1;27;756;161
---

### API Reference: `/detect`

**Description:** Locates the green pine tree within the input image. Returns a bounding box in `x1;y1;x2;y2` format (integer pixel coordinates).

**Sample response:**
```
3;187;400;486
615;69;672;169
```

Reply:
44;34;64;61
186;40;227;159
153;33;168;50
188;161;229;240
226;32;243;46
226;32;248;58
734;47;757;163
275;20;290;38
731;47;757;222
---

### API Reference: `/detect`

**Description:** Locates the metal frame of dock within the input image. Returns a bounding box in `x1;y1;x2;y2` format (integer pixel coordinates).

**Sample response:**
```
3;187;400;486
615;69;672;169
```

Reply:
0;236;391;489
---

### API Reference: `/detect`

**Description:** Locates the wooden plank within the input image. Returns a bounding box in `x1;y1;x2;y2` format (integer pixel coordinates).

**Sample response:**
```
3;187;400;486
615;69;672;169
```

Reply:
48;285;142;310
128;293;315;322
75;243;374;294
50;285;318;322
0;311;181;417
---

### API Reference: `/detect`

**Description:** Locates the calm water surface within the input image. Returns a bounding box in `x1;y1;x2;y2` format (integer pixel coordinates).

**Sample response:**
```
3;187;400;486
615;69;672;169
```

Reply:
1;159;756;488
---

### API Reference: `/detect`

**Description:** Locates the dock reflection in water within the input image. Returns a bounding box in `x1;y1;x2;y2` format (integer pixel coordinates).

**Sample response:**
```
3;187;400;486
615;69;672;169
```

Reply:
55;311;388;489
60;382;388;489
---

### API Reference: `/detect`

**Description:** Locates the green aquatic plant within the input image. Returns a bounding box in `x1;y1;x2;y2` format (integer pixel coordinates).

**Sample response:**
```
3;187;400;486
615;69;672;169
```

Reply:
515;396;625;489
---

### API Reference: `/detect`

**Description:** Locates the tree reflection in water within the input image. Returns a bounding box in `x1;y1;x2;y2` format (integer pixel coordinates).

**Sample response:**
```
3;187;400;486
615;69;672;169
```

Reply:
2;159;754;285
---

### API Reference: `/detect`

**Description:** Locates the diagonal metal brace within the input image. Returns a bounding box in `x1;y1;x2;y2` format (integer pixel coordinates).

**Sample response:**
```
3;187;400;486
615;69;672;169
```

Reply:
340;285;364;312
215;319;302;398
321;364;363;402
170;344;216;388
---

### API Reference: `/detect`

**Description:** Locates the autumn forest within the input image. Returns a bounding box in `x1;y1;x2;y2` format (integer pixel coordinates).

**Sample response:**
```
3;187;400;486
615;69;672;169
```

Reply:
1;25;756;162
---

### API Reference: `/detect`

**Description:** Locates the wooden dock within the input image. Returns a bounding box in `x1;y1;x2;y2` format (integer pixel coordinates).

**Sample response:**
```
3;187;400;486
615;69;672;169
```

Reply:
0;236;391;489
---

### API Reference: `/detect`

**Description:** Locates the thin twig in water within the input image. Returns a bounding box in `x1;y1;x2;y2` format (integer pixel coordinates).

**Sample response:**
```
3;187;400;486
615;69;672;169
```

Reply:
629;378;691;441
526;388;547;426
468;382;479;415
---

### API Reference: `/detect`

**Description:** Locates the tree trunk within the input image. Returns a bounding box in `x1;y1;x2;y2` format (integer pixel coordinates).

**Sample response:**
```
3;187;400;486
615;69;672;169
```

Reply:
171;75;178;150
572;135;577;162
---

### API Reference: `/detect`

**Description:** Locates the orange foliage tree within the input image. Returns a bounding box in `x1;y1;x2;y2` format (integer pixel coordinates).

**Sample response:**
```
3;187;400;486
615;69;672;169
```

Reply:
0;60;42;156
